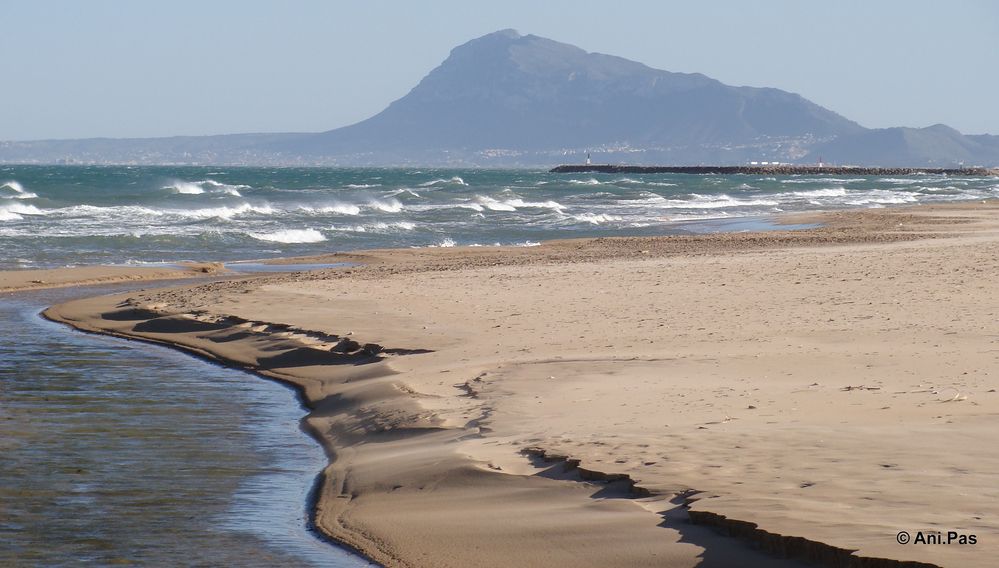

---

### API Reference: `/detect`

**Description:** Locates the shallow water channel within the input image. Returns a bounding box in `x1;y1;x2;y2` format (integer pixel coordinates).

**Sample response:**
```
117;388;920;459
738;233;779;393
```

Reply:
0;286;372;567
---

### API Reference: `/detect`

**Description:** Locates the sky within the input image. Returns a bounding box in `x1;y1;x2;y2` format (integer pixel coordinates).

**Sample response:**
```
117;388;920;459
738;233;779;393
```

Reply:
2;0;997;140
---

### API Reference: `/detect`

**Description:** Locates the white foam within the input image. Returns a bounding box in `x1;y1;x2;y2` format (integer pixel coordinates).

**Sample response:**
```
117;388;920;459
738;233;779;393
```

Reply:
429;237;457;247
475;196;517;211
652;194;780;209
573;213;622;224
165;179;246;197
304;203;361;216
167;181;205;194
0;202;46;220
334;221;417;233
568;178;601;185
175;203;275;220
345;183;382;189
845;196;918;206
4;191;38;199
367;198;403;213
789;187;848;198
781;178;864;184
418;176;467;187
1;180;38;199
2;180;26;193
667;212;732;221
384;188;421;198
504;198;566;211
248;228;326;243
843;189;919;206
50;204;165;219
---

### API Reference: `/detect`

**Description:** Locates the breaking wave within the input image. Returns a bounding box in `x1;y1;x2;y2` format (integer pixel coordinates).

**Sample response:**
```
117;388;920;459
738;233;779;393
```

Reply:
474;196;517;211
418;176;467;187
301;203;361;216
366;198;403;213
48;203;275;221
171;203;275;220
789;187;848;198
430;237;457;247
573;213;622;224
654;194;781;209
504;198;565;211
1;180;38;199
466;196;566;212
384;188;421;198
165;179;247;197
248;228;326;243
334;221;417;233
0;202;45;221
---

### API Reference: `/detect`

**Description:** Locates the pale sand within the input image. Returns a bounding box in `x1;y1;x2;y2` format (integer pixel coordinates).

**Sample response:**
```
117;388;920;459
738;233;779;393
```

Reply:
0;262;226;294
44;202;999;567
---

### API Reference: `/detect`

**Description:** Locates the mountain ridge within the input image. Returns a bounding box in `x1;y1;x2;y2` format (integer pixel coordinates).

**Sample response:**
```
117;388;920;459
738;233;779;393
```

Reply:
281;29;863;161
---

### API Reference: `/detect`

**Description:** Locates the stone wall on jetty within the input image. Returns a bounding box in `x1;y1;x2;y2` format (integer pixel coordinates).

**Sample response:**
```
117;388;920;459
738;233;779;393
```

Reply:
550;165;999;176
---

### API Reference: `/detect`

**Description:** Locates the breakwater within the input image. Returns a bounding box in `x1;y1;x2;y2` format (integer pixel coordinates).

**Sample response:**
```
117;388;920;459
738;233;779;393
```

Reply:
550;164;999;176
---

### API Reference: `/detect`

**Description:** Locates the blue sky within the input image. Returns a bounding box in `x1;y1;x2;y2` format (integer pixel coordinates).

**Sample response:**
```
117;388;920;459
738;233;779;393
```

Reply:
2;0;997;140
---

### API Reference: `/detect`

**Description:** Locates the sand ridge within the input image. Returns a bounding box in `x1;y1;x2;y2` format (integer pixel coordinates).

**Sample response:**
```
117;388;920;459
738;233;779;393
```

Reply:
43;201;999;567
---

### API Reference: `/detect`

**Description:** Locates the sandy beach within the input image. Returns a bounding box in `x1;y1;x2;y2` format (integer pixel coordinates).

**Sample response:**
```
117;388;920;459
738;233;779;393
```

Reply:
42;201;999;568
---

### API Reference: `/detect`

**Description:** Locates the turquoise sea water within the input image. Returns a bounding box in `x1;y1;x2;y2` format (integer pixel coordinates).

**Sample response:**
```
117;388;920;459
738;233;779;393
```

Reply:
2;165;996;269
0;287;371;567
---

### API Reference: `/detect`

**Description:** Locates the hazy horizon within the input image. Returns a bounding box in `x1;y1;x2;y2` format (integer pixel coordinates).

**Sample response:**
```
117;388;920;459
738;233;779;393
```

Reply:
4;0;998;141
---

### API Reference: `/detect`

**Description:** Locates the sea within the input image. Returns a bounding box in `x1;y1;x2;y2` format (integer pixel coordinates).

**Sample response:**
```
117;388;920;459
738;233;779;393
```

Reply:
3;165;997;269
2;165;997;565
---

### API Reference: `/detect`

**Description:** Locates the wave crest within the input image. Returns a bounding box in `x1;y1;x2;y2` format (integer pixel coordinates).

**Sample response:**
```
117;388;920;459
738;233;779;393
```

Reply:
248;228;326;243
0;202;45;221
573;212;622;224
1;180;38;199
418;176;467;187
165;179;246;197
366;198;403;213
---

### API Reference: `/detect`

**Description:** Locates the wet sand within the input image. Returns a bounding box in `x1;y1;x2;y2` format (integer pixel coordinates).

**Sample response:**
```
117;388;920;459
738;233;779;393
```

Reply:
0;262;226;294
43;201;999;567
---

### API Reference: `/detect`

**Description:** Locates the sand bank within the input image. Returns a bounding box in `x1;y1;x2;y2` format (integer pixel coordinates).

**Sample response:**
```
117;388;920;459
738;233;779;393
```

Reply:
0;262;226;294
45;201;999;567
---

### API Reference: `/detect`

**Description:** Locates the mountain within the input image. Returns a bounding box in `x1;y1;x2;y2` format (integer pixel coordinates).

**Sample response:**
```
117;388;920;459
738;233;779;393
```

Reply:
805;124;999;167
2;30;997;167
275;29;864;165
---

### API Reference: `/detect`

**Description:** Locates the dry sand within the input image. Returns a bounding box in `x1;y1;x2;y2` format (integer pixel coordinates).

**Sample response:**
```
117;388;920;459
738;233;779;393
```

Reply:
44;201;999;567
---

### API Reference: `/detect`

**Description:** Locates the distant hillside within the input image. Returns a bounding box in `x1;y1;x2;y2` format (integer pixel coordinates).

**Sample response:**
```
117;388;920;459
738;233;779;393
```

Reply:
0;133;299;166
805;124;999;167
2;30;997;167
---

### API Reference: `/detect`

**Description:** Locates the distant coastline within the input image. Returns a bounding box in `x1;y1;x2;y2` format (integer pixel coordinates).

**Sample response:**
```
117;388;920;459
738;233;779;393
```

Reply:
551;164;999;176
